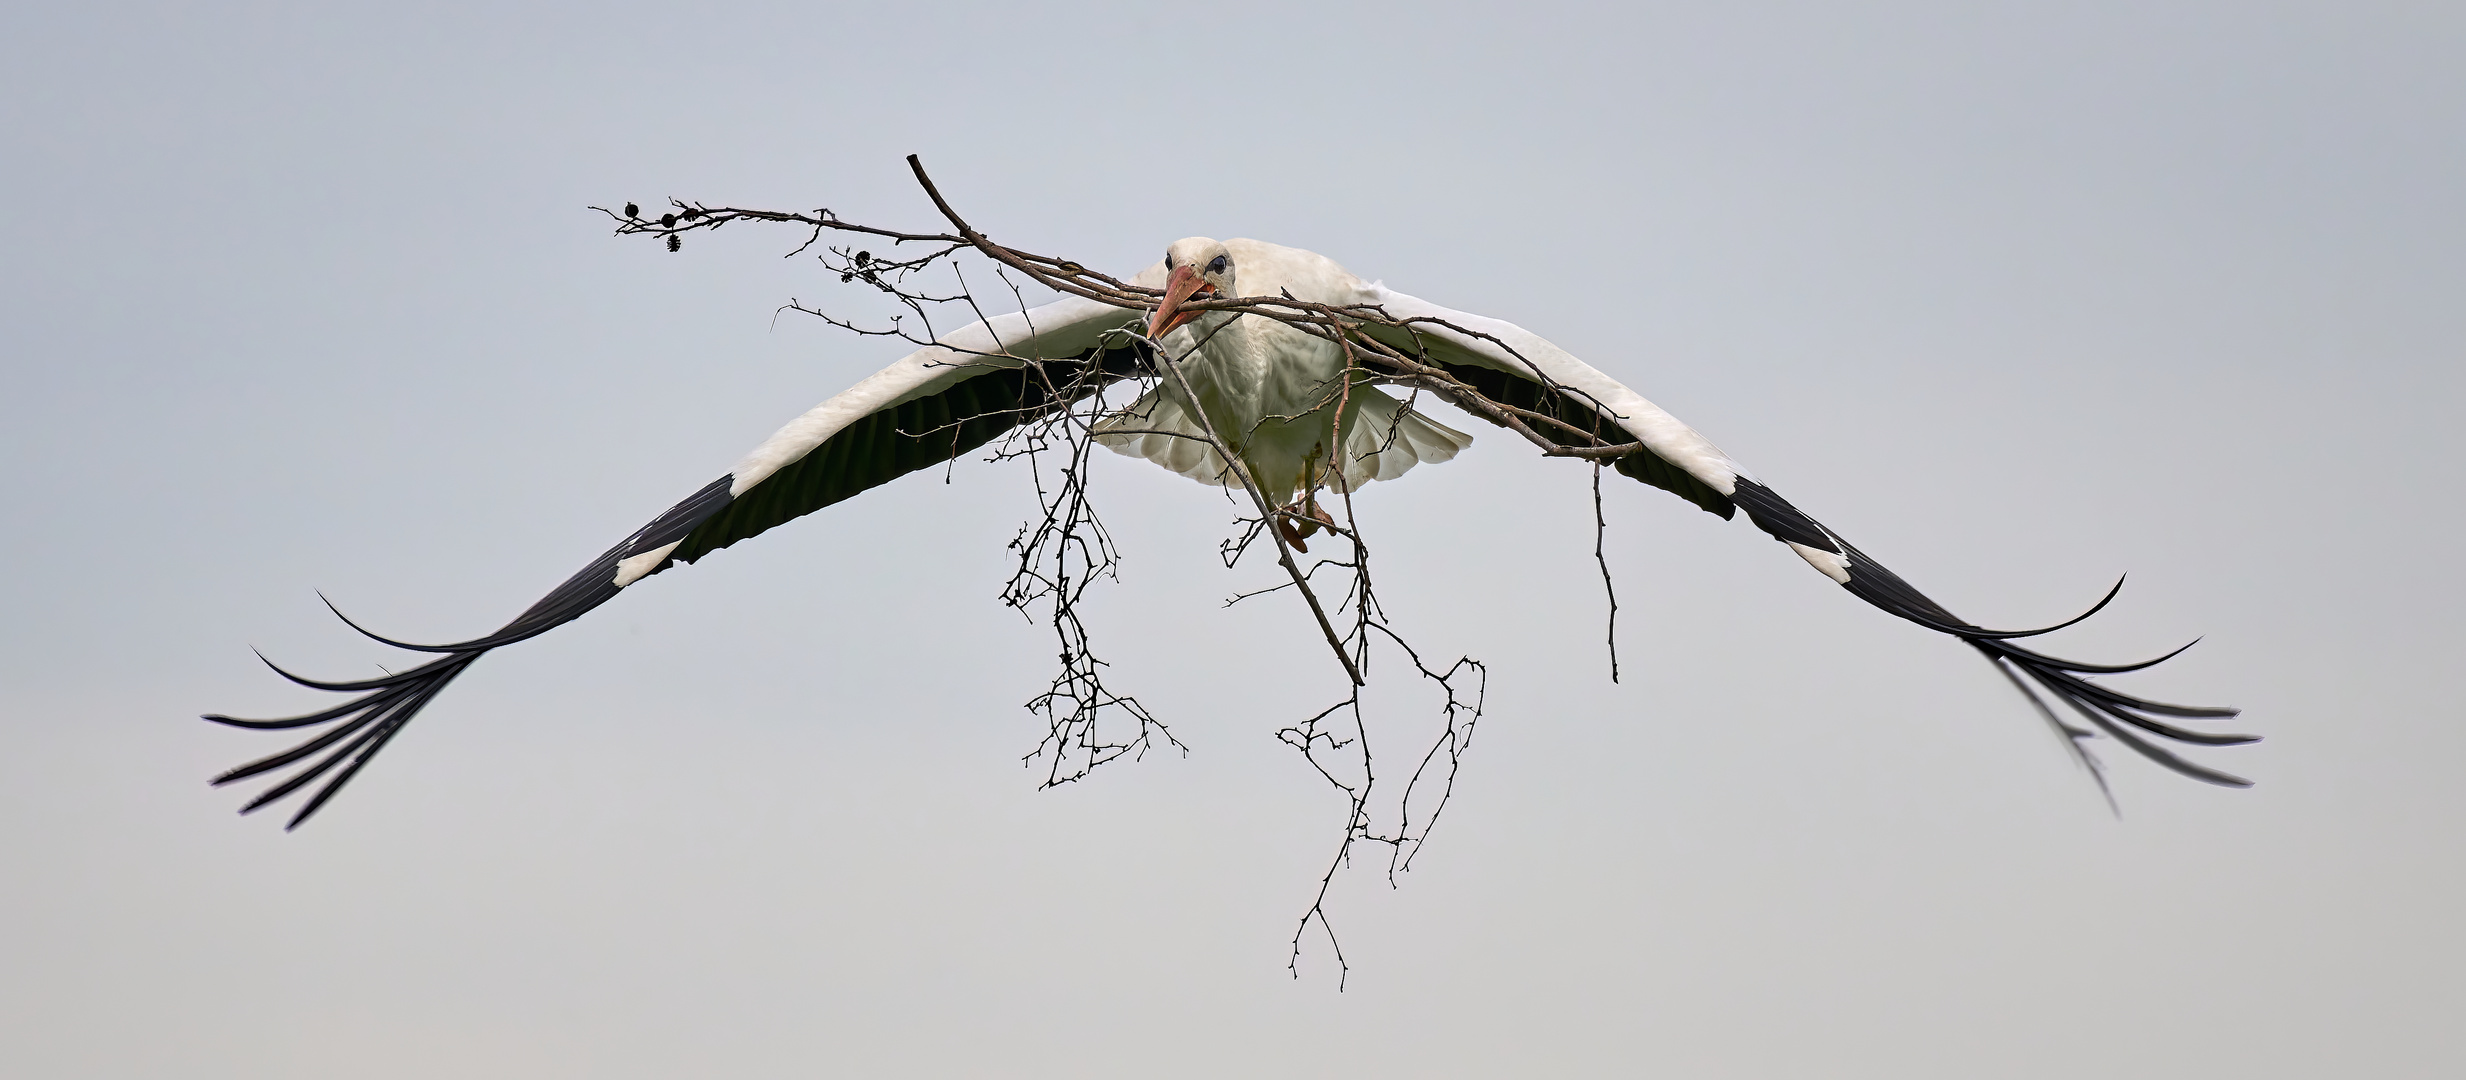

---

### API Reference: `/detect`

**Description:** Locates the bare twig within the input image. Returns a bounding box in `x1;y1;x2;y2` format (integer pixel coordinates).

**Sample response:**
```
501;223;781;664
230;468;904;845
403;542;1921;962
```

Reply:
1595;462;1622;683
602;156;1667;987
1133;325;1366;688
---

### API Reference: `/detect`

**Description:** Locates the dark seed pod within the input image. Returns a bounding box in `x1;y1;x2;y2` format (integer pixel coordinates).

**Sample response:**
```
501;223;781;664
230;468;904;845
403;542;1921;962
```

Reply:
681;207;701;220
666;234;681;253
855;250;872;265
623;202;639;219
660;212;677;227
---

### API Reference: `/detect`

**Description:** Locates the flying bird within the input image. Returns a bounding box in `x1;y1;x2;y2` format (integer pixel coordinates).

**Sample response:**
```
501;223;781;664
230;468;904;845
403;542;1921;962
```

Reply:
208;236;2254;827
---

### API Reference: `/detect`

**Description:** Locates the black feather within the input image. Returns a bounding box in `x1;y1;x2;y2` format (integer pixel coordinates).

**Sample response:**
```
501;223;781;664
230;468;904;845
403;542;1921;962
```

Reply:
204;477;737;826
1731;480;2255;790
205;342;1148;827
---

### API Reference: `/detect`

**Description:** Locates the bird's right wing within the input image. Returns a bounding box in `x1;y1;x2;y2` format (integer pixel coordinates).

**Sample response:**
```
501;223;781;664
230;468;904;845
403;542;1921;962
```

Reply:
1351;283;2256;792
208;292;1151;827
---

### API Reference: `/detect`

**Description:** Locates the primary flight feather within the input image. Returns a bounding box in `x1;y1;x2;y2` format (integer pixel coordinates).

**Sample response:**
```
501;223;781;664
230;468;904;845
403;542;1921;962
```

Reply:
207;236;2253;827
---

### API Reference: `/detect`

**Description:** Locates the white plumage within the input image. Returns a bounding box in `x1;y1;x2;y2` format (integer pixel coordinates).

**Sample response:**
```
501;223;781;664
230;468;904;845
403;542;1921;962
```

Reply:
1094;238;1473;499
208;232;2255;829
725;236;1748;535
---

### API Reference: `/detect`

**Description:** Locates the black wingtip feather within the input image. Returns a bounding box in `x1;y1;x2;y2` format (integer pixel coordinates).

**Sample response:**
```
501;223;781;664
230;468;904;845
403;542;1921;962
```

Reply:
317;591;463;653
1921;574;2254;787
207;476;744;826
1983;575;2127;640
1732;479;2255;793
1970;624;2256;785
215;652;476;821
285;706;423;830
1989;655;2121;815
2044;636;2203;676
251;648;418;694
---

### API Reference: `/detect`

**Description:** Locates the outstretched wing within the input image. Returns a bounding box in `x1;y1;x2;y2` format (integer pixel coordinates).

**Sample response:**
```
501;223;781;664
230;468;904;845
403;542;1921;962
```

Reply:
1355;284;2256;791
208;293;1149;827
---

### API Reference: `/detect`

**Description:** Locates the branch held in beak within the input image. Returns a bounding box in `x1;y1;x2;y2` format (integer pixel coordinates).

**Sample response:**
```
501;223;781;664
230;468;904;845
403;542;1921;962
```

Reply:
1147;264;1217;339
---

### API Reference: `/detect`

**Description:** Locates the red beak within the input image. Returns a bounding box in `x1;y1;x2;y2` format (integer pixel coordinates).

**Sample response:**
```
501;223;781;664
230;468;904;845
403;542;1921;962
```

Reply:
1147;264;1215;340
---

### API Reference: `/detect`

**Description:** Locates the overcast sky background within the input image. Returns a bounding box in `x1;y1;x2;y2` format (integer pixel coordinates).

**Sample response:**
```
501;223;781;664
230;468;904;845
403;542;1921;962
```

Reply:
4;2;2461;1076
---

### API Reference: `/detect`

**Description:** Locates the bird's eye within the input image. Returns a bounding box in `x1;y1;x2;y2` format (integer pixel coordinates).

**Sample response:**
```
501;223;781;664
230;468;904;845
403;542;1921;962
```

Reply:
1208;255;1229;274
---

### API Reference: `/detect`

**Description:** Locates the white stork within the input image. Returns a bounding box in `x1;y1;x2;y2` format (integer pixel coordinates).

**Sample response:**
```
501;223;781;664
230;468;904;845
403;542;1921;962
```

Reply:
208;236;2254;826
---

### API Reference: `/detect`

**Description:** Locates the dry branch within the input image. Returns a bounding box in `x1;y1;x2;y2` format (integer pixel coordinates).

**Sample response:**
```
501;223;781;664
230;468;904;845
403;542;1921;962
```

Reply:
600;156;1646;986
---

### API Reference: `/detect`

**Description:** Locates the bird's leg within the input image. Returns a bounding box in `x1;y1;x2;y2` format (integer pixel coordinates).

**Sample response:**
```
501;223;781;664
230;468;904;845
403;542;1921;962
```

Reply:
1272;445;1342;553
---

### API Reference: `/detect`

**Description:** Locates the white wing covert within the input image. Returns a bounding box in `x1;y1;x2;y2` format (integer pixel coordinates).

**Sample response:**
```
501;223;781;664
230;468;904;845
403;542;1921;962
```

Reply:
1355;284;2256;790
206;292;1151;826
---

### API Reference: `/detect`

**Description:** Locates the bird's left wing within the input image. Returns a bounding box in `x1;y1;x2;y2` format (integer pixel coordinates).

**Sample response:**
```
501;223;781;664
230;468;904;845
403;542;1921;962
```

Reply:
1352;283;2255;790
209;293;1149;827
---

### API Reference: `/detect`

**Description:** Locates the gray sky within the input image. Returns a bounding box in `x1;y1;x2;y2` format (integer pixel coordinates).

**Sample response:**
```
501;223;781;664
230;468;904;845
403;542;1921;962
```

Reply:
5;2;2461;1076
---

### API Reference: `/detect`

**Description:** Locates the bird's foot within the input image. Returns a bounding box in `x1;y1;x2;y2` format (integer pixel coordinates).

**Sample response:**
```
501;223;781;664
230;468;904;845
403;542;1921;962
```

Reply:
1274;498;1339;554
1276;510;1311;553
1306;498;1336;531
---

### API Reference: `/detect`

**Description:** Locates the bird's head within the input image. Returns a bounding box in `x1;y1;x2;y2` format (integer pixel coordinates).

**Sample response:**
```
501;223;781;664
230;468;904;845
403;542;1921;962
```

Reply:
1148;237;1235;340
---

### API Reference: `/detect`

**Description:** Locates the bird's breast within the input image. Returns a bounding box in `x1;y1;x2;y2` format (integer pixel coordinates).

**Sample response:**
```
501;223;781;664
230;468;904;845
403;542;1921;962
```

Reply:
1169;320;1345;436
